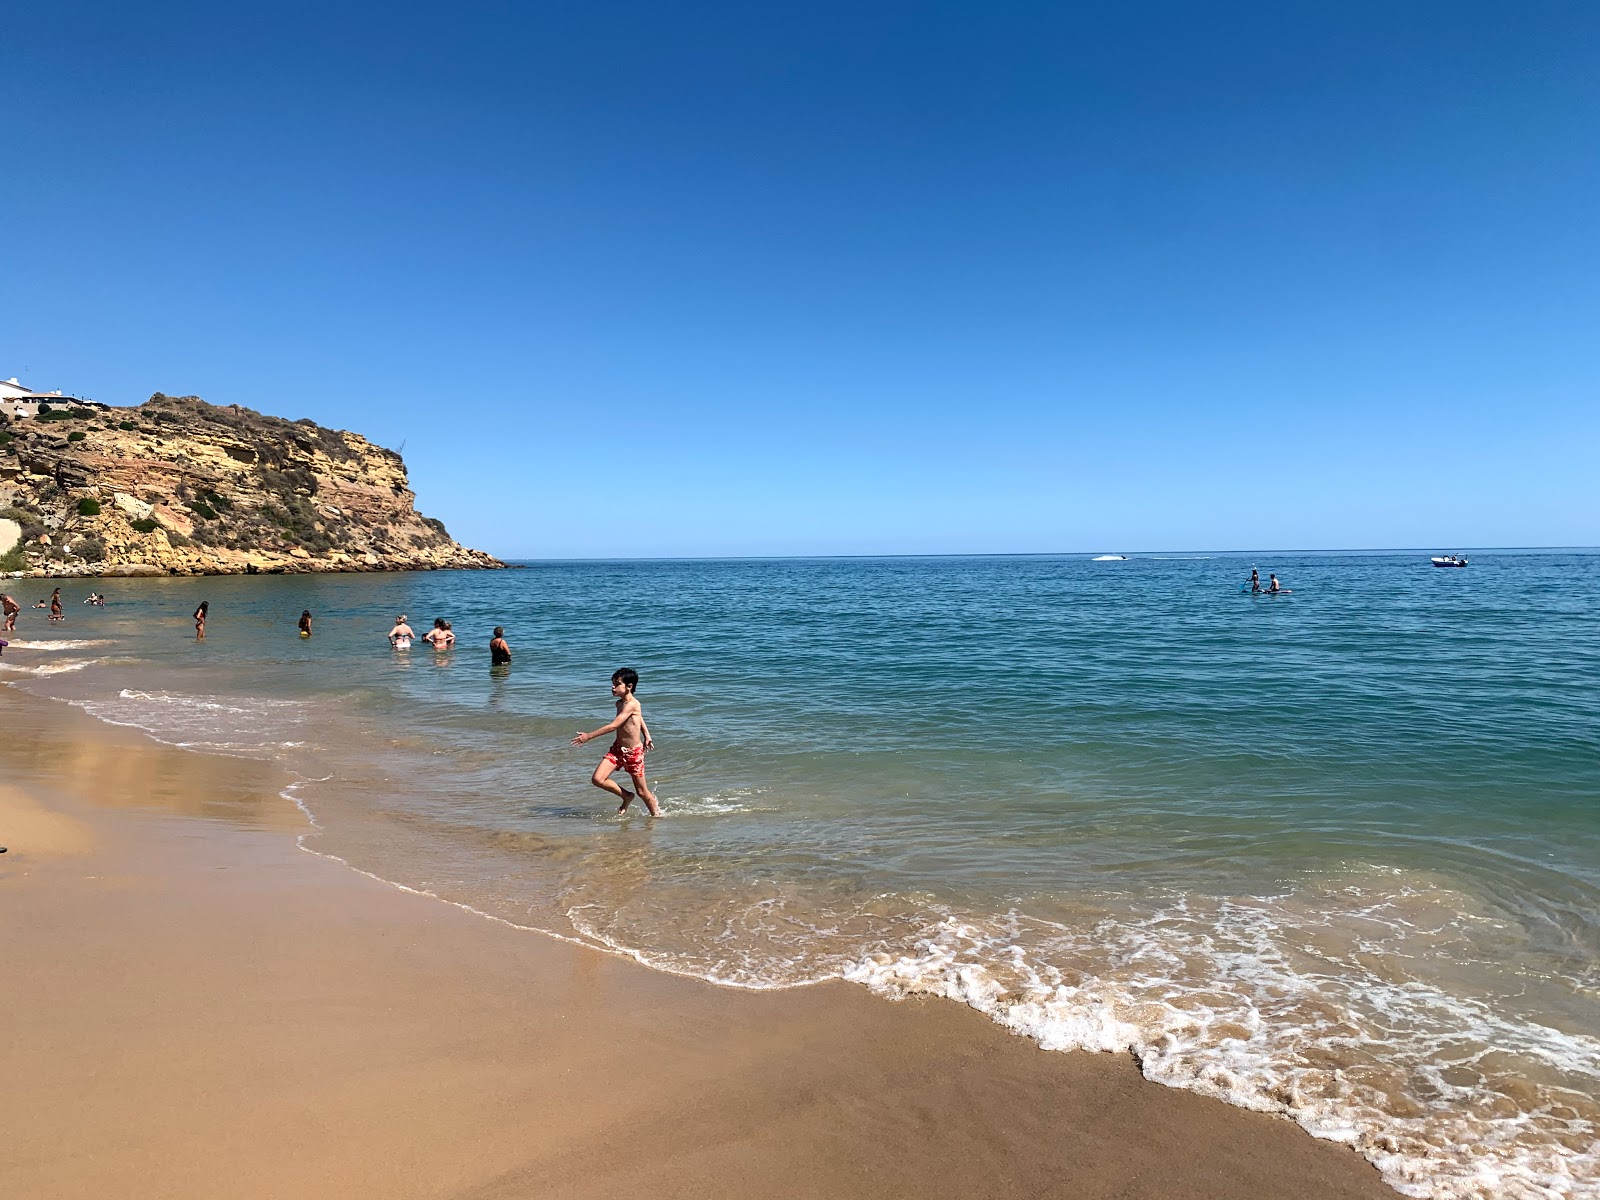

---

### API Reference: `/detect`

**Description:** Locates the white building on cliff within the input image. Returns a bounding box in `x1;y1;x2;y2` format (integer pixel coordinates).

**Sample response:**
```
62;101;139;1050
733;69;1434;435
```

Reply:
1;376;100;420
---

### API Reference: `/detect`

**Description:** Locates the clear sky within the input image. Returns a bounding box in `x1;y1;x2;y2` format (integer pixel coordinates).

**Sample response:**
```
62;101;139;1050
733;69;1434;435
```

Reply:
5;1;1597;557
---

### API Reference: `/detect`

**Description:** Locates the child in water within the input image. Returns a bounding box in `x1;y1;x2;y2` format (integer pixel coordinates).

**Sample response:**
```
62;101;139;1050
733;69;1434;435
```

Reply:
571;668;661;816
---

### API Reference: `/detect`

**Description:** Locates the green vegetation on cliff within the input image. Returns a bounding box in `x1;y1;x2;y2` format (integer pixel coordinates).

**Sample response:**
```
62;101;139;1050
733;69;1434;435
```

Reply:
0;392;503;577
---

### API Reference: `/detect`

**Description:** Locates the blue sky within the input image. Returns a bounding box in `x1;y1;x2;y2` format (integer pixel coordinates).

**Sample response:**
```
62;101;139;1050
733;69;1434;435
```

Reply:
5;1;1597;557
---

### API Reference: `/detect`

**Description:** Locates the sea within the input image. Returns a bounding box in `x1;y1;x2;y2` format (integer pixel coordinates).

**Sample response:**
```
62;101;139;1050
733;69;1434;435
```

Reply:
3;550;1597;1199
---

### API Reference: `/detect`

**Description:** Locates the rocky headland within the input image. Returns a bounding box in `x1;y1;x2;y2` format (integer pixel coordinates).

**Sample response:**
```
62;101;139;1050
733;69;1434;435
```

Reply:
0;393;503;577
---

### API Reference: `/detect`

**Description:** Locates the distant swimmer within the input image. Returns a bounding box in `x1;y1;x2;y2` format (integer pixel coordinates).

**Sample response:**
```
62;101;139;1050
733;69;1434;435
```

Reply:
489;626;511;666
571;668;660;816
1249;569;1261;593
423;617;455;649
194;601;208;639
1;593;18;632
83;592;105;606
298;610;313;637
49;587;63;622
388;614;415;649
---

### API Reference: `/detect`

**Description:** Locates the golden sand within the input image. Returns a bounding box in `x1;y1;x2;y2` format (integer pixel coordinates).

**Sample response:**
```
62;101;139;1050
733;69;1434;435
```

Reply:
0;695;1391;1199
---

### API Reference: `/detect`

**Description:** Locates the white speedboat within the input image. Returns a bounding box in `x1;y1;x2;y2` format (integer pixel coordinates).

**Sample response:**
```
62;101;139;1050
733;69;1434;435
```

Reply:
1092;554;1127;561
1431;555;1469;568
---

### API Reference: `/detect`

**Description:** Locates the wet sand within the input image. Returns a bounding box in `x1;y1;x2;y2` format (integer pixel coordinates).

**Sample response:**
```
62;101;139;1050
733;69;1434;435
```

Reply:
0;693;1392;1199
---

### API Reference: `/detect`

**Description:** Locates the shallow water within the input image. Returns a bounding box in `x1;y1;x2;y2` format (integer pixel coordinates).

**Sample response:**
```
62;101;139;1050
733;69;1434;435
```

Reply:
5;551;1598;1199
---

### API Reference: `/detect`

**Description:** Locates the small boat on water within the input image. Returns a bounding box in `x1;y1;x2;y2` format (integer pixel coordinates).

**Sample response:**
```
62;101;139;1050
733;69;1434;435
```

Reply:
1092;554;1128;561
1431;555;1469;568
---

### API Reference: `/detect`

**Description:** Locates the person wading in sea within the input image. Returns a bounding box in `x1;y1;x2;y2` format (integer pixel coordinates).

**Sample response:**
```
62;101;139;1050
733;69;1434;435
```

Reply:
489;626;511;666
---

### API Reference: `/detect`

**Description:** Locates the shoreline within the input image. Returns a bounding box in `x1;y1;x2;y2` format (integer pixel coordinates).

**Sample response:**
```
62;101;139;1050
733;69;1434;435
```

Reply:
0;689;1394;1199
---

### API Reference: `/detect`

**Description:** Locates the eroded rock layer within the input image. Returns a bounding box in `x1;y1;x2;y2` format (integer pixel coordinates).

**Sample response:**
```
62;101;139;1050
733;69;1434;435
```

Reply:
0;393;504;576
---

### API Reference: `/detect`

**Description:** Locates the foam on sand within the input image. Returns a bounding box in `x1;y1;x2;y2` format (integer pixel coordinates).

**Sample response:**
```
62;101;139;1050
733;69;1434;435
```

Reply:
843;887;1600;1200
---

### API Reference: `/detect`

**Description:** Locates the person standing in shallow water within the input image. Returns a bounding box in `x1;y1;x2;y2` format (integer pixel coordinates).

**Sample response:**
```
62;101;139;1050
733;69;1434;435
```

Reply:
49;587;63;622
298;610;313;637
489;626;511;666
572;668;660;817
1;593;18;632
194;601;208;639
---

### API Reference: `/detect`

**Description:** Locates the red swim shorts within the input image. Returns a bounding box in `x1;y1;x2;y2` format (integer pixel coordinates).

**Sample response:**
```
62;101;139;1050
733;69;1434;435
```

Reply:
604;742;646;775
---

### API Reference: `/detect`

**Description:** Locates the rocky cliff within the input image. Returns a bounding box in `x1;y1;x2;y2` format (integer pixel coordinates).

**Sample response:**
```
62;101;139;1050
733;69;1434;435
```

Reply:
0;393;503;576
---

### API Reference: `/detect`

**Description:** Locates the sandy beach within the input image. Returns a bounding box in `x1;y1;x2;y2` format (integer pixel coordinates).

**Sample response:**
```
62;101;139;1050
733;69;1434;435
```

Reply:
0;692;1392;1200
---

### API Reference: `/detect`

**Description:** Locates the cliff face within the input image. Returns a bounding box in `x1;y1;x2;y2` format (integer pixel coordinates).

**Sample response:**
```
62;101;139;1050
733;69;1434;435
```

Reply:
0;394;504;576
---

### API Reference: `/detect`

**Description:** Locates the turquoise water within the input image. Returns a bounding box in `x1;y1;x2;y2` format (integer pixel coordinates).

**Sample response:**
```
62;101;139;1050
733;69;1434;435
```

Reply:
4;550;1598;1199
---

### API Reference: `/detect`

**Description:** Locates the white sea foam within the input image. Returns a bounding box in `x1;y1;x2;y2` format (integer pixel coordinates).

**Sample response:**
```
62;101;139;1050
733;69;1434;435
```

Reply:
662;789;779;817
65;687;313;758
842;890;1600;1200
1;639;111;650
0;658;99;675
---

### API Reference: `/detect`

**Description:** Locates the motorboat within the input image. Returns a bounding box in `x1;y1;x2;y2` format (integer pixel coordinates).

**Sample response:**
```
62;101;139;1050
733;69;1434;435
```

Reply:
1092;554;1128;561
1431;555;1469;568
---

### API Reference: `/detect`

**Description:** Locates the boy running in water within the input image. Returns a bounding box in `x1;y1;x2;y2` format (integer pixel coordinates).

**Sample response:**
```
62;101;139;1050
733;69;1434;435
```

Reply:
571;668;661;816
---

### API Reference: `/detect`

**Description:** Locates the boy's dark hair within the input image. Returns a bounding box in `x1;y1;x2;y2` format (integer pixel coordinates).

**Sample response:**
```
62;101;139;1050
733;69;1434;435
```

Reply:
612;667;638;692
492;626;504;638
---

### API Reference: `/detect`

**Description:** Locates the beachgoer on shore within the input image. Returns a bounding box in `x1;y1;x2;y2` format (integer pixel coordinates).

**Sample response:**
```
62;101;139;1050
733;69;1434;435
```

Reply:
1;593;18;632
49;588;63;622
298;610;313;637
194;601;208;639
388;614;415;648
489;626;511;665
571;668;661;817
423;617;455;649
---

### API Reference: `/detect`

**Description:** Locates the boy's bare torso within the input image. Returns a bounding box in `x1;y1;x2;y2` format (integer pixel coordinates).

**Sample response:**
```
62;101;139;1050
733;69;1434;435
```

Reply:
613;697;644;749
